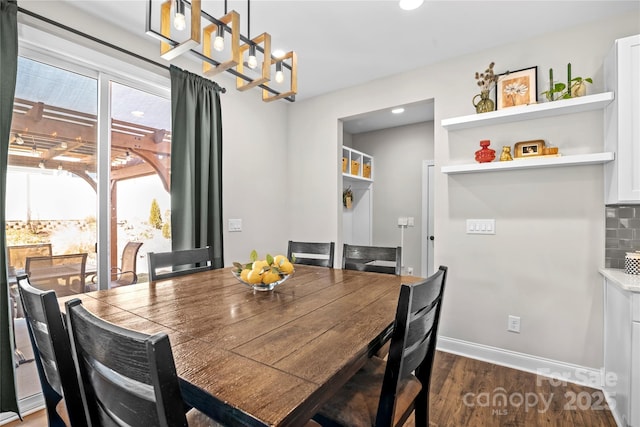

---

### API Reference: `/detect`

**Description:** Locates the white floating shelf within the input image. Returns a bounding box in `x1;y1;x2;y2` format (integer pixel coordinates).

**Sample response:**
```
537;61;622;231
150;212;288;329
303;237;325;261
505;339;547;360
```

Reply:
343;173;373;183
441;152;615;174
441;92;615;130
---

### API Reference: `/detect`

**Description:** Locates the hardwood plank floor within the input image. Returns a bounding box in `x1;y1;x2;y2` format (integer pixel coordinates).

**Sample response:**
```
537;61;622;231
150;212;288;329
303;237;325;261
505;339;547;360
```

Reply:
3;351;616;427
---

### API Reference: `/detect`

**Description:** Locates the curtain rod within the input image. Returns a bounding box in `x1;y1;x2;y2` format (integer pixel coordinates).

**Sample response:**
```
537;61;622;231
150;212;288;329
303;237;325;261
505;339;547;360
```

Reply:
16;6;227;94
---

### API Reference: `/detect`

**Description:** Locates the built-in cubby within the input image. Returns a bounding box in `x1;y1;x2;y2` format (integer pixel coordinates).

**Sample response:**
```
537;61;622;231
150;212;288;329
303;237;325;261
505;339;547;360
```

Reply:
342;146;373;245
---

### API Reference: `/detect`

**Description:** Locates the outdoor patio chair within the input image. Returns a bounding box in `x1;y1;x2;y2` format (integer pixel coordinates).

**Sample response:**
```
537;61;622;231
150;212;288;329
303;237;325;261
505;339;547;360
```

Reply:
90;241;143;289
7;243;53;273
25;253;88;296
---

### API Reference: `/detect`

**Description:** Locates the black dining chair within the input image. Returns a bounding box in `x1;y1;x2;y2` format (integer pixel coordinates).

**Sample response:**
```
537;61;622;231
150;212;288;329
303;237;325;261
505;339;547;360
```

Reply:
313;266;448;427
342;244;402;275
287;240;335;268
64;298;222;427
147;246;215;281
16;275;88;427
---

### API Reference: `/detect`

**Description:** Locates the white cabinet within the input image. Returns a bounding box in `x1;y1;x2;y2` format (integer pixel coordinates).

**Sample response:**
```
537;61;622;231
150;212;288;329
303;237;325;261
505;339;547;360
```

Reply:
603;274;640;427
342;146;373;245
441;93;615;174
605;34;640;204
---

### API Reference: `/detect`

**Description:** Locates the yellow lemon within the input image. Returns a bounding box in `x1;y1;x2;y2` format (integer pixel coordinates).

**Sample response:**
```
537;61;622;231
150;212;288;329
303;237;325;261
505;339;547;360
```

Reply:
240;268;251;282
252;260;269;272
262;270;281;285
273;255;288;267
279;261;294;275
247;268;263;284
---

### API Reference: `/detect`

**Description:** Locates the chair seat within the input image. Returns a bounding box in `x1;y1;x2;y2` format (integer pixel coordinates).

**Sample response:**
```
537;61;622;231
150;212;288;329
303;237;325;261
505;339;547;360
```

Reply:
317;356;422;427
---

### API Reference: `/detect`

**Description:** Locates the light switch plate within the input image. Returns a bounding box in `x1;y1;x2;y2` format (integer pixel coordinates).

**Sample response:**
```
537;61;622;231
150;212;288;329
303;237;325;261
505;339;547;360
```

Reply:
228;219;242;232
466;219;495;234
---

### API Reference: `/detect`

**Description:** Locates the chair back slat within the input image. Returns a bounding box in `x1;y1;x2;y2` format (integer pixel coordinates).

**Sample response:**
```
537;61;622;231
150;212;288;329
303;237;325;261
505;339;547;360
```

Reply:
147;247;215;281
376;266;448;427
17;275;89;427
342;244;401;275
287;241;335;268
65;299;188;427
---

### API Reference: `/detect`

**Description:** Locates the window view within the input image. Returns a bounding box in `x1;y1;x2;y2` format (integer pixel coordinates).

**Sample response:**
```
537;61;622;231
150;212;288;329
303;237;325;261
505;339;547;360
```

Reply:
109;82;172;285
6;58;172;404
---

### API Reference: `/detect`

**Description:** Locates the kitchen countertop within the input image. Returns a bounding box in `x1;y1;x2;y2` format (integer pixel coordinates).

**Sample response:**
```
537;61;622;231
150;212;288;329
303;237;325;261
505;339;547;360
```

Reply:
600;268;640;293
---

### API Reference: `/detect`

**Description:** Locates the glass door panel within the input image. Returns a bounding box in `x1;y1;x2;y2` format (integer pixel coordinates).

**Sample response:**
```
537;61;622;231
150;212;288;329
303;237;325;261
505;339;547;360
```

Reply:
7;57;97;401
109;82;171;285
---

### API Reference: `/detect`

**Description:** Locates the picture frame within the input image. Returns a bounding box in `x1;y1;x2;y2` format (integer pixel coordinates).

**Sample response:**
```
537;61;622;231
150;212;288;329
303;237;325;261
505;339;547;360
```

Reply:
496;66;538;110
514;140;545;158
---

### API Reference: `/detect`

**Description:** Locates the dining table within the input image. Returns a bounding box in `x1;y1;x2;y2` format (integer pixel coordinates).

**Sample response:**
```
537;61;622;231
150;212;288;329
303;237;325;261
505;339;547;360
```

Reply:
57;265;419;427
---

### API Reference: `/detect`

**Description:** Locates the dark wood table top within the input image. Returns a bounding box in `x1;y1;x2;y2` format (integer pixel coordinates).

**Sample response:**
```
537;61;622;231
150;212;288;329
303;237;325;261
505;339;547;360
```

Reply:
58;265;416;426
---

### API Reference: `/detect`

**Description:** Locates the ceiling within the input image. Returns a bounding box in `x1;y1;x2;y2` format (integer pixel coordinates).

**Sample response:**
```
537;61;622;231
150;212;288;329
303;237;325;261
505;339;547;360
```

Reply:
19;0;640;133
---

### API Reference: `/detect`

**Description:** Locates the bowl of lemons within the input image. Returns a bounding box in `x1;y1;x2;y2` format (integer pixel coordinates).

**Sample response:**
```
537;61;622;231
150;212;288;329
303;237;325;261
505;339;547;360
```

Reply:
232;251;295;291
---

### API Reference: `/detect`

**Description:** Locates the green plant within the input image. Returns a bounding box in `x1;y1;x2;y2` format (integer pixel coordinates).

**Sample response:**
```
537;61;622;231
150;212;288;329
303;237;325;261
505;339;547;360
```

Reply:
541;64;592;101
149;198;162;229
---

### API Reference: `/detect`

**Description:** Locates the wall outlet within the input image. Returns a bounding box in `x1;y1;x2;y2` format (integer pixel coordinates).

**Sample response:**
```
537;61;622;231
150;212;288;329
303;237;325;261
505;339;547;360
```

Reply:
508;315;521;333
398;217;408;226
466;219;496;235
407;267;413;275
407;217;415;227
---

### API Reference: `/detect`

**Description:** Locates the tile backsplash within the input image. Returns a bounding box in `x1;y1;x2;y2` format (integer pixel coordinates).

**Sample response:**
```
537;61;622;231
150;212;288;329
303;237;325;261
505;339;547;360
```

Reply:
606;205;640;269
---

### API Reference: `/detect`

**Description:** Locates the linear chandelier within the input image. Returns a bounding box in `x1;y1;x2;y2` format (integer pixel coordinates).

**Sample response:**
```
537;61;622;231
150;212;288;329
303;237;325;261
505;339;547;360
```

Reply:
145;0;297;102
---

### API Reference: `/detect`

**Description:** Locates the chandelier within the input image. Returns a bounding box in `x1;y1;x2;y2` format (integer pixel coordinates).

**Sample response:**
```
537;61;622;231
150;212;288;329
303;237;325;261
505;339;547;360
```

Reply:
145;0;297;102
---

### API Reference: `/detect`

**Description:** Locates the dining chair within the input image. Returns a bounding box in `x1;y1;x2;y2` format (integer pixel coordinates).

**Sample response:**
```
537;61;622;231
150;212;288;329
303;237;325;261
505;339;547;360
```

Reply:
313;265;448;427
147;246;216;281
287;240;335;268
89;241;143;289
64;298;224;427
16;275;89;427
25;253;88;296
342;244;402;275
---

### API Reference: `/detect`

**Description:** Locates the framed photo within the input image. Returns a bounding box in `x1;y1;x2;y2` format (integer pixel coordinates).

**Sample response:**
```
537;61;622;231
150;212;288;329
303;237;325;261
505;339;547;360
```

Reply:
514;140;545;158
496;66;538;110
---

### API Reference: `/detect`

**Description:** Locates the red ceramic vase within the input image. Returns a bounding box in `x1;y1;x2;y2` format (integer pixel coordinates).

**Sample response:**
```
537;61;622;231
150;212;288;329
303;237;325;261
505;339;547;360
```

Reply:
475;140;496;163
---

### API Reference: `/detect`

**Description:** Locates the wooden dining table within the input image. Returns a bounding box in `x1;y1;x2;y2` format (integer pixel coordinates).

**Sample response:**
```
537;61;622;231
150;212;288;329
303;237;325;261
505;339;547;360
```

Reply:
57;265;418;427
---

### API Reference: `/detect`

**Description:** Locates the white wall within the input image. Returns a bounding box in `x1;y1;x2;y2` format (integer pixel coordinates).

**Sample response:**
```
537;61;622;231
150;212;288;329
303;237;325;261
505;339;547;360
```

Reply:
287;13;640;369
352;122;434;277
18;2;292;265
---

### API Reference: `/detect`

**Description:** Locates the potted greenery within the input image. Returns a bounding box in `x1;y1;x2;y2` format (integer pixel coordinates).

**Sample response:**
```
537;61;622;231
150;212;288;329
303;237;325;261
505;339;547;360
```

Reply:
541;64;592;101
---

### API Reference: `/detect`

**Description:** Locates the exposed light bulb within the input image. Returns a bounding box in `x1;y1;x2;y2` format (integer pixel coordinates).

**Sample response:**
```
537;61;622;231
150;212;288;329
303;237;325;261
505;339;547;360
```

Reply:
58;164;63;171
125;151;131;162
213;26;225;51
38;160;45;169
399;0;424;10
14;134;24;145
32;145;38;156
60;141;68;149
275;62;284;83
174;0;186;30
247;45;258;69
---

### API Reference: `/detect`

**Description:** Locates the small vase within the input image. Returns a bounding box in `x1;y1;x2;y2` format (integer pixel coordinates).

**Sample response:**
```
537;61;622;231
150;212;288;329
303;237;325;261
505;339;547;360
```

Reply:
473;90;495;114
571;81;587;97
475;140;496;163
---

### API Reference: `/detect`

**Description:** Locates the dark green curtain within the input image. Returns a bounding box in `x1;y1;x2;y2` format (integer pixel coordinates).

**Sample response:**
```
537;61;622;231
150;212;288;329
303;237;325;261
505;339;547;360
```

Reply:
169;65;224;267
0;0;19;416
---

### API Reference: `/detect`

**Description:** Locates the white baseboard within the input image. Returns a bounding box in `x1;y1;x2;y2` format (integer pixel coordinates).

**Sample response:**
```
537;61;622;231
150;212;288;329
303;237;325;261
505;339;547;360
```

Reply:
0;394;45;426
437;336;604;389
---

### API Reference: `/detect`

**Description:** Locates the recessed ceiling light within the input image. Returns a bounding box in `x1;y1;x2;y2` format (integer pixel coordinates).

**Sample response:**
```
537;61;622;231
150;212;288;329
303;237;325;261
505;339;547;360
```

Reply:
392;108;405;114
131;110;145;117
399;0;424;11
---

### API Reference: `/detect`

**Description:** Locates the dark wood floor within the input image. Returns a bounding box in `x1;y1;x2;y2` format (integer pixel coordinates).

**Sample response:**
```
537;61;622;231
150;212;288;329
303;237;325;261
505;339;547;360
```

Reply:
4;351;616;427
